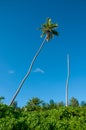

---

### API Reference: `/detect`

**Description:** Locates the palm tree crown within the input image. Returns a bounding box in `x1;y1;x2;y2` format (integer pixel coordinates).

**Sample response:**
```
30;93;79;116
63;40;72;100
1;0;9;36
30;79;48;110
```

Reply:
39;18;59;41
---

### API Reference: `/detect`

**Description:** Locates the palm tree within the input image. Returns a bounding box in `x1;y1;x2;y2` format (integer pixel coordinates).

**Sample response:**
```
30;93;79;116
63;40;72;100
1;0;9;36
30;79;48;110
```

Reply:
9;18;59;106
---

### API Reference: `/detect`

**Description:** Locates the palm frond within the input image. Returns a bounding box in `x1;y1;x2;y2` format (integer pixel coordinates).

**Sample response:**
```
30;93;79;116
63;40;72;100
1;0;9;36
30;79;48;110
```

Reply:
40;31;46;38
52;30;59;36
49;24;58;28
46;18;51;26
39;17;59;41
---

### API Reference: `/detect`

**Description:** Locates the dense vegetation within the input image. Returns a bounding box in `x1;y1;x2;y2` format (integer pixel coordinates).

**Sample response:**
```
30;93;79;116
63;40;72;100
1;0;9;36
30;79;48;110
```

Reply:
0;97;86;130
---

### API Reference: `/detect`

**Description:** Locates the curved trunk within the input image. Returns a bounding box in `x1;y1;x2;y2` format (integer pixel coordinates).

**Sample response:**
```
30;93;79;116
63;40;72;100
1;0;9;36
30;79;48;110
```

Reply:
9;36;47;106
66;54;70;106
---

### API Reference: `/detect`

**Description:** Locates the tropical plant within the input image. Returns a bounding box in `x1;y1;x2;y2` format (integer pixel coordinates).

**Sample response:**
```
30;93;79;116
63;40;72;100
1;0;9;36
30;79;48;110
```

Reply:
9;18;59;105
49;99;57;109
25;97;43;111
1;98;86;129
39;18;58;41
80;101;86;106
57;101;65;107
11;101;18;109
0;96;5;104
69;97;79;107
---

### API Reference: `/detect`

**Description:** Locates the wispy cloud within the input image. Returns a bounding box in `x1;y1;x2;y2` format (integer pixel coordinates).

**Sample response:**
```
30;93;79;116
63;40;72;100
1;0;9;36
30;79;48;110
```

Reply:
8;70;15;74
33;68;45;74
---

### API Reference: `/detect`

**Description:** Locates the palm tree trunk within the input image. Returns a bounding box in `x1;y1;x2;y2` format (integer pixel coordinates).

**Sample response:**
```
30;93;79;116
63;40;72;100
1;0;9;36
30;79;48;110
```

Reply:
66;54;70;106
9;36;47;106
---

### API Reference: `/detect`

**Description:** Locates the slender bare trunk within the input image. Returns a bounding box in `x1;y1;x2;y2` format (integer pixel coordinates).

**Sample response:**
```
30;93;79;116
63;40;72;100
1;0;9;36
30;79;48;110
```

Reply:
9;36;47;106
66;54;70;106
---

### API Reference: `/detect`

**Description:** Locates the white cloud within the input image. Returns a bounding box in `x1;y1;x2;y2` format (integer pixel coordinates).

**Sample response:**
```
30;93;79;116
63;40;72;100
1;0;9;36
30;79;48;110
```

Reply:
8;70;15;74
33;68;45;74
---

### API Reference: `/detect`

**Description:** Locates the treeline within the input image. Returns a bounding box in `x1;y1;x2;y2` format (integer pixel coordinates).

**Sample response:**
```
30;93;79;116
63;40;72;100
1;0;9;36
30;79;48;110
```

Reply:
23;97;86;111
0;96;86;130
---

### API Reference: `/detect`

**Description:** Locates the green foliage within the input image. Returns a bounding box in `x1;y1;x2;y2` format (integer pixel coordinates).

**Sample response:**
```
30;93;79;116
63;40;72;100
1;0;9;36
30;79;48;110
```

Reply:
81;101;86;106
1;97;86;129
57;101;65;107
39;18;59;41
49;99;57;109
11;101;18;108
69;97;79;107
25;97;43;111
0;96;5;104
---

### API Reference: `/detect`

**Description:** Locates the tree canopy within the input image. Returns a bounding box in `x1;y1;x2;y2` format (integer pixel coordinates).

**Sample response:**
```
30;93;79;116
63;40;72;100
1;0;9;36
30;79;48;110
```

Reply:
39;18;59;41
1;96;86;129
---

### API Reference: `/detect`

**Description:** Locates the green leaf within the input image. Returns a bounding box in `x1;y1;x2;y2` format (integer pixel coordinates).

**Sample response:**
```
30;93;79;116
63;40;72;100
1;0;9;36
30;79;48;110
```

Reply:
52;30;59;36
38;17;59;40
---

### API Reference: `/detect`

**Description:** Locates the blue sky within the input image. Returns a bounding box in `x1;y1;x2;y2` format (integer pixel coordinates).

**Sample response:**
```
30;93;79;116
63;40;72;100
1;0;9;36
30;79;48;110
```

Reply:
0;0;86;106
